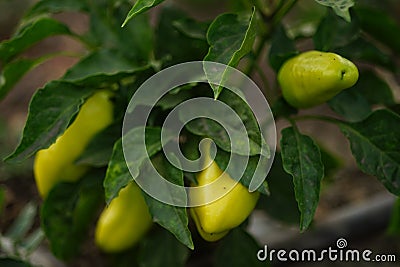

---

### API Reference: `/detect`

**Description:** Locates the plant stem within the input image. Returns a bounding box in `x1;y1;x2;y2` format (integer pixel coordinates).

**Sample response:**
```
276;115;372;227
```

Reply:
292;114;344;125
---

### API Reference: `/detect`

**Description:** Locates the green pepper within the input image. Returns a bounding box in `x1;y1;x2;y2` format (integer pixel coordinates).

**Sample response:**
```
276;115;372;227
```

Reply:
278;50;359;108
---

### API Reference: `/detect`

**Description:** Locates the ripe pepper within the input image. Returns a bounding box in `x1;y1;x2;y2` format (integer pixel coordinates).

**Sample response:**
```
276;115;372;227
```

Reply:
33;90;114;198
190;141;259;242
278;50;359;108
95;182;153;252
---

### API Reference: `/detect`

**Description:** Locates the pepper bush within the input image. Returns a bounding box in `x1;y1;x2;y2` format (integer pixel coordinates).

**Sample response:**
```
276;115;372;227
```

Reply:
1;0;400;266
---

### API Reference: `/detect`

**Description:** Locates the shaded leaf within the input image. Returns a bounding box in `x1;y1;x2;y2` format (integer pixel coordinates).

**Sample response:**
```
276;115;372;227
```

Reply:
214;228;264;267
138;227;190;267
313;9;360;51
257;154;300;224
5;81;95;163
355;5;400;53
280;127;324;231
0;258;32;267
173;18;209;40
268;24;298;72
76;123;122;167
155;7;208;67
340;109;400;195
41;170;103;260
328;87;372;122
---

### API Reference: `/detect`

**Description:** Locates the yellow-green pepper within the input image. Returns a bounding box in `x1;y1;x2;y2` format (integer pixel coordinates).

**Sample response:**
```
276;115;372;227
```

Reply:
33;90;114;198
190;141;260;242
278;50;359;108
95;182;153;253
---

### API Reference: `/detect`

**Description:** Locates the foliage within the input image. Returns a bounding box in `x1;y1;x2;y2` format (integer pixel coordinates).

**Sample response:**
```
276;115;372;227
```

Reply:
1;0;400;265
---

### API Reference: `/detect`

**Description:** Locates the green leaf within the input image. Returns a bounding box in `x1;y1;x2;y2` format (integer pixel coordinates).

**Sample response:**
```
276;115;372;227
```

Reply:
4;202;37;241
0;17;73;63
268;24;298;72
280;127;324;231
0;258;32;267
328;87;372;122
350;70;395;106
313;8;360;51
122;0;165;27
24;0;88;20
334;37;395;71
138;227;190;267
104;127;174;204
141;154;193;249
62;49;150;85
5;81;95;163
271;97;298;119
355;5;400;53
155;7;208;67
204;9;257;98
41;170;103;260
76;123;122;167
257;153;300;224
182;90;269;157
214;228;264;267
340;109;400;196
314;0;355;22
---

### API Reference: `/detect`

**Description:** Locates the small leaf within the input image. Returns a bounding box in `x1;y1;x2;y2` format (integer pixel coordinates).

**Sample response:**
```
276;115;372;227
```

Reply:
280;127;324;231
41;170;103;260
340;109;400;196
313;8;360;51
214;228;264;267
328;87;372;122
138;227;190;267
257;153;300;224
122;0;165;27
0;17;73;63
204;9;257;98
5;81;95;163
104;127;174;204
268;24;298;72
314;0;355;22
141;154;193;249
76;123;122;167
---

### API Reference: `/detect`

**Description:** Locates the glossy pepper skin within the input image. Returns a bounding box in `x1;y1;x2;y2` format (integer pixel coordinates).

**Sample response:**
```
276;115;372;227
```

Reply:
95;182;153;253
190;141;260;242
33;90;114;198
278;50;359;108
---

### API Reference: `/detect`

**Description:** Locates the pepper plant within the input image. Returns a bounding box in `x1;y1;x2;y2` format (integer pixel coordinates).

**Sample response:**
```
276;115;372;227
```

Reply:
1;0;400;266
